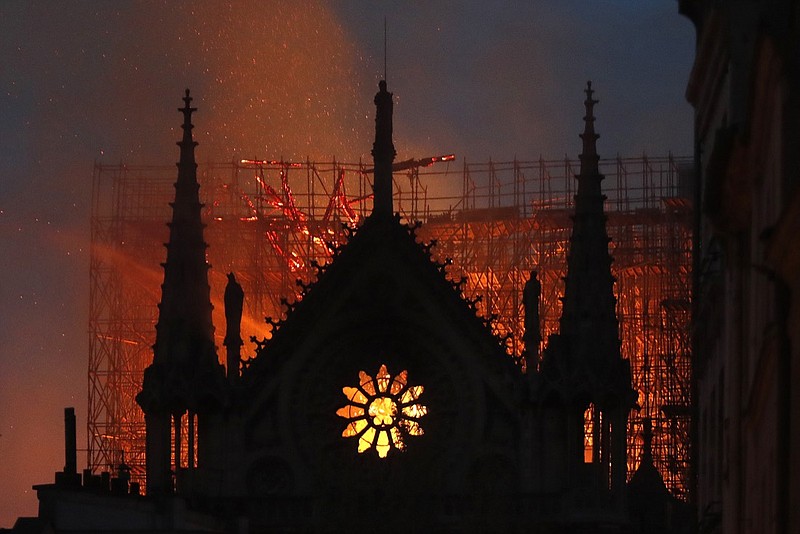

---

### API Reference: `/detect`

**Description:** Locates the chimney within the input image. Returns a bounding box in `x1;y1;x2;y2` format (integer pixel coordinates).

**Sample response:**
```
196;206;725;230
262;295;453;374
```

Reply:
55;407;81;487
64;407;77;475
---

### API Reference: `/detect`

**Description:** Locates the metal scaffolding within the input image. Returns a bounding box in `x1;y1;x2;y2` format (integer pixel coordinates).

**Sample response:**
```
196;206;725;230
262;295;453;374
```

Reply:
88;154;693;499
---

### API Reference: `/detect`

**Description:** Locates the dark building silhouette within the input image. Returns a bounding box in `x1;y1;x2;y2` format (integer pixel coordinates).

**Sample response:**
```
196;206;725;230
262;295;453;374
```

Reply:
12;83;692;533
536;83;636;512
136;90;227;498
680;1;800;533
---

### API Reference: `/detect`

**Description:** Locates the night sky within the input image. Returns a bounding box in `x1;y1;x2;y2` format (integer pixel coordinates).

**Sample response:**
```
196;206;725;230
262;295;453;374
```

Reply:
0;1;693;524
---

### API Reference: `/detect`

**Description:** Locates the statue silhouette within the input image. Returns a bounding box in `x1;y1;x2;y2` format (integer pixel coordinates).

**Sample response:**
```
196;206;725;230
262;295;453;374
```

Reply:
523;270;542;356
224;273;244;345
224;272;244;381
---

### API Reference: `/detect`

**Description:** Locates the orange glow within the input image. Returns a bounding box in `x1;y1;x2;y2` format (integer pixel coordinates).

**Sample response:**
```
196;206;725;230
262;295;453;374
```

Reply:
337;364;427;458
368;397;397;426
91;156;692;499
584;404;595;463
241;160;304;168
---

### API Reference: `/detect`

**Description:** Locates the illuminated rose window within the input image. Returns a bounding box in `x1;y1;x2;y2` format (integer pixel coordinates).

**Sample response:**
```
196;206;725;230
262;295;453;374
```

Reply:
336;364;427;458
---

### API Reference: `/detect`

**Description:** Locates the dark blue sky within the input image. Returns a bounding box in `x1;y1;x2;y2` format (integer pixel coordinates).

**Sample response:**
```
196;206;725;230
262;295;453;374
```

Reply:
0;0;694;523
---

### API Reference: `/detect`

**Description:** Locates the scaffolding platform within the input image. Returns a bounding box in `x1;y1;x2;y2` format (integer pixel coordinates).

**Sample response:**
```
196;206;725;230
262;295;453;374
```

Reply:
89;155;693;500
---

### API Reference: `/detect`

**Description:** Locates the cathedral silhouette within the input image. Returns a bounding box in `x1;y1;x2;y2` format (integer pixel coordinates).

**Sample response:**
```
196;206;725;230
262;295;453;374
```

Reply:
21;83;691;533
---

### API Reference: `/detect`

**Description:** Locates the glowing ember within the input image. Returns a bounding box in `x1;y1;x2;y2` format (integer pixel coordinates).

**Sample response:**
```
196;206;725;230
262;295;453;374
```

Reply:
337;364;427;458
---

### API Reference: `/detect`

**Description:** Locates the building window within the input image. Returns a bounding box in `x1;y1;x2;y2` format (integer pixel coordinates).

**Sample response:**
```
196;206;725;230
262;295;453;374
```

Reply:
584;404;596;463
337;364;427;458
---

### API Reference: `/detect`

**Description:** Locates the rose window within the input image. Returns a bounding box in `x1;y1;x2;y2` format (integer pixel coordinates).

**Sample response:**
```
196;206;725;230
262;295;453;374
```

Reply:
336;364;427;458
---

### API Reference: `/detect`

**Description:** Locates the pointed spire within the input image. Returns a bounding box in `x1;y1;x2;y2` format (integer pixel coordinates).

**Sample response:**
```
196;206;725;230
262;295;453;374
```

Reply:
536;85;635;506
172;89;201;229
558;82;617;363
137;90;222;496
158;88;215;370
579;81;600;181
371;80;396;218
628;416;672;500
141;89;219;398
178;89;198;169
542;83;632;398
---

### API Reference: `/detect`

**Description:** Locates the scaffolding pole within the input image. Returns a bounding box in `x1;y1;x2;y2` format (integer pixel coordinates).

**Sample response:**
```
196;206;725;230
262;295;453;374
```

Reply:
88;155;693;500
